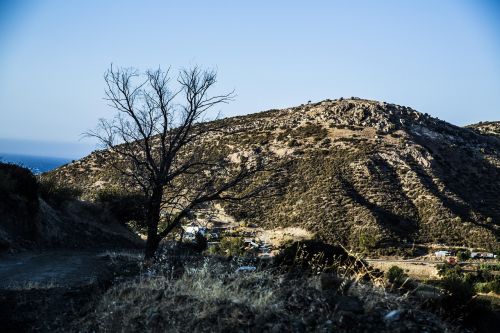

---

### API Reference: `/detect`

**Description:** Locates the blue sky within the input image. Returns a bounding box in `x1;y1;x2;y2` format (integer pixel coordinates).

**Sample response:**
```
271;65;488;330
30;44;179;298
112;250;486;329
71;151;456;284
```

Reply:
0;0;499;158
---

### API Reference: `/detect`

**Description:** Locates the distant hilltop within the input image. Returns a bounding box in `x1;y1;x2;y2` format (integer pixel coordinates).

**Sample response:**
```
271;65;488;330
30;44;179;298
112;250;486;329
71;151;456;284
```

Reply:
48;98;500;252
466;121;500;137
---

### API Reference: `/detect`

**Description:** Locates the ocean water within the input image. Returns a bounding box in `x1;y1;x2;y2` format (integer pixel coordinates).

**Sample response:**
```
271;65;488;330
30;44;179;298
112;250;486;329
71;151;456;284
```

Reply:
0;153;71;174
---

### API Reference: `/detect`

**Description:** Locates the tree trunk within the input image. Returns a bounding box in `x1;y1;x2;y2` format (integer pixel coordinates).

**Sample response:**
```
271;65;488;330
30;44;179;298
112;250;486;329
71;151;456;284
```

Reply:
144;187;163;259
145;231;159;259
178;228;184;245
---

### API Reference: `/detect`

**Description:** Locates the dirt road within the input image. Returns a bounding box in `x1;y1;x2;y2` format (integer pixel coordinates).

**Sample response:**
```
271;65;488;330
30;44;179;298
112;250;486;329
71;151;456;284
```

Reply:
0;250;113;289
365;258;495;280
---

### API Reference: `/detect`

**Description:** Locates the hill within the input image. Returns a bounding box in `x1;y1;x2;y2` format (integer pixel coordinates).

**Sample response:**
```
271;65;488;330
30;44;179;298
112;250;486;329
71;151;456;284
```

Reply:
466;121;500;137
0;163;142;252
47;98;500;252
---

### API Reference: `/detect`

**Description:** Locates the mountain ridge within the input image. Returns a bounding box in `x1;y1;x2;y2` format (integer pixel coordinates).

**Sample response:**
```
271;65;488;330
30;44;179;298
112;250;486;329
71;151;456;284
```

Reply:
48;98;500;251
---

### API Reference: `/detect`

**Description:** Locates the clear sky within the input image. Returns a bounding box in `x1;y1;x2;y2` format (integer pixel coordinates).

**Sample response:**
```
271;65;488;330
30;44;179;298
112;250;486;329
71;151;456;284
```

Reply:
0;0;499;158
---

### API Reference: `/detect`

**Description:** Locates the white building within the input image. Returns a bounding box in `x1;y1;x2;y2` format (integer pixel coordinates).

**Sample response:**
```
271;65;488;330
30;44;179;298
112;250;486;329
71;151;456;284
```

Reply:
183;224;207;238
471;252;497;259
435;250;451;258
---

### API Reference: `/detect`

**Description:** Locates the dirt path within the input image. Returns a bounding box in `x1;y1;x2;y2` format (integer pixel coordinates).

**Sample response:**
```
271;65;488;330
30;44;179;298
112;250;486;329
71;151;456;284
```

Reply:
0;250;143;332
365;258;496;280
0;250;112;289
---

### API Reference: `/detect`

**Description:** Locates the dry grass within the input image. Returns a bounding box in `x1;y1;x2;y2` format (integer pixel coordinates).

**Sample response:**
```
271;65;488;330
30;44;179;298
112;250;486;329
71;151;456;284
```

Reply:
367;261;439;280
73;253;461;333
98;250;143;263
257;227;314;248
5;280;62;290
76;258;331;332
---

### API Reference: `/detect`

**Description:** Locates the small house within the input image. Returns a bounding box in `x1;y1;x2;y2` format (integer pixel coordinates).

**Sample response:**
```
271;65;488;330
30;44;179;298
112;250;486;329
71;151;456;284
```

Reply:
471;252;497;259
435;250;451;258
183;224;207;238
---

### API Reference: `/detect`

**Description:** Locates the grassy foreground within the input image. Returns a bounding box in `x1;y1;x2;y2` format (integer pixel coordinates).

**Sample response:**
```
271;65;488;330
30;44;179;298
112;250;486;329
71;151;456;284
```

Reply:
71;248;463;333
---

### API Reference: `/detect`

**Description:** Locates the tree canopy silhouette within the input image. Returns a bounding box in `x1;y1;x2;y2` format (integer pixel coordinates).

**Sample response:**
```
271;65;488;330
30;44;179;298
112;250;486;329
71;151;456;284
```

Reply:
88;65;270;259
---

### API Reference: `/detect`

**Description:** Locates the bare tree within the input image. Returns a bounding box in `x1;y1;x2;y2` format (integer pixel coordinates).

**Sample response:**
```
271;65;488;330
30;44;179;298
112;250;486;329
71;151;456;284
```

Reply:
88;65;269;259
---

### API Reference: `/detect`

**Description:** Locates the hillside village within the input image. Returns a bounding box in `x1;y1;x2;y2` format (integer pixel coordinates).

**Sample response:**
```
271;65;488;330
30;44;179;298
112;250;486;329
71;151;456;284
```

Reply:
180;210;498;258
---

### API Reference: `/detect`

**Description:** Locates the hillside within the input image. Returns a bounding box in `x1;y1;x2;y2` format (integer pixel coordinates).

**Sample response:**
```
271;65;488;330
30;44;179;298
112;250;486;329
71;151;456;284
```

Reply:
0;163;142;252
48;98;500;251
466;121;500;137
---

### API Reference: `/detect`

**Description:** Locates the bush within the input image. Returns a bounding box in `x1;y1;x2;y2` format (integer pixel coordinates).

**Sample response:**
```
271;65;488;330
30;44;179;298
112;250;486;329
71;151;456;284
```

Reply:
320;138;331;147
441;274;474;305
457;250;471;261
0;163;39;202
194;232;208;252
437;263;461;278
386;265;407;284
0;163;39;214
78;256;460;333
295;124;328;139
96;187;146;226
474;280;500;294
274;240;358;275
217;236;246;256
437;263;474;309
358;231;378;251
38;176;82;208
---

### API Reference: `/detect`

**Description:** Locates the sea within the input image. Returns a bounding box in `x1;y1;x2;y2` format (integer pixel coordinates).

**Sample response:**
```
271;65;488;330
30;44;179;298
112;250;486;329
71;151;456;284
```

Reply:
0;153;71;174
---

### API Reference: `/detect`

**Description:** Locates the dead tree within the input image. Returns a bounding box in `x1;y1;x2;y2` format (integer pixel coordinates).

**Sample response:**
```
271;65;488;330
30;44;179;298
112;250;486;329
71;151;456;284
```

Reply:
88;65;269;259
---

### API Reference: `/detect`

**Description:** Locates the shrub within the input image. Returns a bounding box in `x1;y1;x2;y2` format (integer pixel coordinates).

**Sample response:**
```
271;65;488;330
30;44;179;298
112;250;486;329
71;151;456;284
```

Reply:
0;163;39;203
292;149;304;155
358;231;378;251
215;236;246;256
295;124;328;139
386;265;407;284
287;139;299;147
474;280;500;294
479;263;500;271
192;232;208;253
38;175;82;208
0;162;39;214
274;240;359;275
320;138;331;147
437;263;463;279
96;187;146;226
457;250;471;261
276;133;286;141
441;274;474;305
437;263;474;309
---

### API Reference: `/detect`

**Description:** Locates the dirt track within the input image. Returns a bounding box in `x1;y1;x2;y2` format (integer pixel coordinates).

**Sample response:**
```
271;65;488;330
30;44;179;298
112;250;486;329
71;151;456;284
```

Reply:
0;251;112;289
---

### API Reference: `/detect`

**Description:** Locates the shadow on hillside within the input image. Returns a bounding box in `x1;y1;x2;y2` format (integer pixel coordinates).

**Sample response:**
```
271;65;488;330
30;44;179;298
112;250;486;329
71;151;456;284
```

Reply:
408;132;500;236
338;174;419;242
